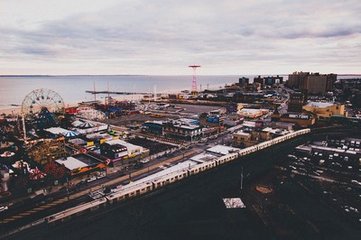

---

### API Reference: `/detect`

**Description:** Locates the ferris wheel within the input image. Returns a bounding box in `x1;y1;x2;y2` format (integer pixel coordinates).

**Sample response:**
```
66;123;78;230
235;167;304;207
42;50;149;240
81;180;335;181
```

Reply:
21;88;65;115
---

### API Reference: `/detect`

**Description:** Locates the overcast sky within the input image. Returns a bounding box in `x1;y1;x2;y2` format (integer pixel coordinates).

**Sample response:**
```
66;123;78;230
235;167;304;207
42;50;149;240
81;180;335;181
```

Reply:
0;0;360;75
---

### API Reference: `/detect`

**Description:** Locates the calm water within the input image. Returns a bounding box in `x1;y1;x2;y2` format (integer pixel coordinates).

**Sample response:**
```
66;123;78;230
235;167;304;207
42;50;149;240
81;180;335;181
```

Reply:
0;75;240;108
0;74;359;108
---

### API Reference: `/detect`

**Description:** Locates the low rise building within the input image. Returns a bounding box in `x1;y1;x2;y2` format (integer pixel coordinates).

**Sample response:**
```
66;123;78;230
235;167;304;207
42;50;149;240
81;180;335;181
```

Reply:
55;154;106;177
142;121;164;135
238;108;269;119
163;119;202;141
233;131;253;147
101;139;149;166
142;118;202;141
279;113;316;127
288;92;305;113
303;101;346;119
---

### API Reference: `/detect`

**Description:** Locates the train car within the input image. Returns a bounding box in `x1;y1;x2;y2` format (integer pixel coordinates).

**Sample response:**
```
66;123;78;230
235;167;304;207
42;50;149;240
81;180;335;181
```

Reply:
44;128;311;225
47;197;107;223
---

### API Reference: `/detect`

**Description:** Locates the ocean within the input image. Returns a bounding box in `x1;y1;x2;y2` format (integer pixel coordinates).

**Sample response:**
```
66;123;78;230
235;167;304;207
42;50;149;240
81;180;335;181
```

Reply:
0;74;359;109
0;75;241;108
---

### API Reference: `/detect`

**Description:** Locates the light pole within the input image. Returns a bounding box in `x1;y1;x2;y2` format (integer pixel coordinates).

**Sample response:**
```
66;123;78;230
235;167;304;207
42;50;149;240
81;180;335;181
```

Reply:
240;166;244;192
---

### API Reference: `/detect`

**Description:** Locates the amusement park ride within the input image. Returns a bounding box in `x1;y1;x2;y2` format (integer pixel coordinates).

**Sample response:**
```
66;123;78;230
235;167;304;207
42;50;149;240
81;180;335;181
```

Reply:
21;88;65;116
20;89;67;163
20;88;65;141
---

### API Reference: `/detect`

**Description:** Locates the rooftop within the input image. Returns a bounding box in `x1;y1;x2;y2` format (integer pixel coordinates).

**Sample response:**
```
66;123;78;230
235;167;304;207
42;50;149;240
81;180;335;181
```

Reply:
306;101;335;108
190;153;218;163
55;156;88;170
207;145;240;156
45;127;69;135
106;139;143;152
234;131;251;137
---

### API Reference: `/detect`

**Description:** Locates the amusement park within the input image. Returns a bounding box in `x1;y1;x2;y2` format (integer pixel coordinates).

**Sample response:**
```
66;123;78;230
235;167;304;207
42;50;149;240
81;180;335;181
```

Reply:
0;88;152;202
0;73;360;240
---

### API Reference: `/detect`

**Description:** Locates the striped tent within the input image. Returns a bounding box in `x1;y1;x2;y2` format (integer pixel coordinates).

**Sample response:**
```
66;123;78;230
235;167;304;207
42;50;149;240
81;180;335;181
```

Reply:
80;122;94;129
64;131;78;138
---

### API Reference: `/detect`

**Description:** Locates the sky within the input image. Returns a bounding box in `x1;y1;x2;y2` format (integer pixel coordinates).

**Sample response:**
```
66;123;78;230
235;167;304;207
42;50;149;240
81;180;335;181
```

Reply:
0;0;360;75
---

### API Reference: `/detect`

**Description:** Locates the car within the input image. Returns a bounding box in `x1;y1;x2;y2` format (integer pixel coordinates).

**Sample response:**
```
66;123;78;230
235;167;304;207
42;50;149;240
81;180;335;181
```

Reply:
87;176;97;183
0;206;8;212
140;159;150;164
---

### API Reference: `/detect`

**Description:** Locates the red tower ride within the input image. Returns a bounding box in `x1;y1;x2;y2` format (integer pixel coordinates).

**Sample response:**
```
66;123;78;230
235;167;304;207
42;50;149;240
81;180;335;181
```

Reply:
189;65;201;95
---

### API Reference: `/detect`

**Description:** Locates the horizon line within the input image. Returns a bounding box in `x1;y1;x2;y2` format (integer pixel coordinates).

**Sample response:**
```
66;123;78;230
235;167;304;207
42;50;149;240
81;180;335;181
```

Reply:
1;73;361;77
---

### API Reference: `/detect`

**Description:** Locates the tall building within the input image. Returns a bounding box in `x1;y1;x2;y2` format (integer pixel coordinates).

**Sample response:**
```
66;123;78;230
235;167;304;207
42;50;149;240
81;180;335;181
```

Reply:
288;92;305;113
287;72;309;89
253;75;283;86
287;72;336;95
238;77;249;86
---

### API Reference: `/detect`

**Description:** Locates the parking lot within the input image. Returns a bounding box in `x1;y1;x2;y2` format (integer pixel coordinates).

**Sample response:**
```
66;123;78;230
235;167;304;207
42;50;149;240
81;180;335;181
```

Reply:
244;136;361;240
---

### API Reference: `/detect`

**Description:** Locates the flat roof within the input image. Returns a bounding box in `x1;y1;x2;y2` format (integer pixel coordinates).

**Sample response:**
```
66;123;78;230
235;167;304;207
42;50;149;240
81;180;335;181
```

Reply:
234;131;251;137
227;124;244;132
55;156;88;170
239;108;263;114
190;153;218;163
306;101;335;108
148;120;164;125
262;127;289;135
242;121;256;128
45;127;68;135
207;145;240;155
106;139;143;152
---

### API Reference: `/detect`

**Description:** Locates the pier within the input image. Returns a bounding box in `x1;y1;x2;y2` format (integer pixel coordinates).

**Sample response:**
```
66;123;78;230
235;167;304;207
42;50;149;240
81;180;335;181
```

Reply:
86;90;151;95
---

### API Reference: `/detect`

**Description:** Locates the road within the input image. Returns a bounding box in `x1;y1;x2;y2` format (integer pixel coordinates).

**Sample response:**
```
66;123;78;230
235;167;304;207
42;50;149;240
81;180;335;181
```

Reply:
0;146;203;232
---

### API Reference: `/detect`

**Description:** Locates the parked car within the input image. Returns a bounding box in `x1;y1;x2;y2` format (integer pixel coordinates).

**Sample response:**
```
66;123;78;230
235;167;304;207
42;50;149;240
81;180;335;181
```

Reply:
0;205;8;212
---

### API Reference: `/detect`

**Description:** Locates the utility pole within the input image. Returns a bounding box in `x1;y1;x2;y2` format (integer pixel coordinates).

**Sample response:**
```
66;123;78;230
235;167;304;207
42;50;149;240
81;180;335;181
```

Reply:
240;166;244;192
22;114;27;142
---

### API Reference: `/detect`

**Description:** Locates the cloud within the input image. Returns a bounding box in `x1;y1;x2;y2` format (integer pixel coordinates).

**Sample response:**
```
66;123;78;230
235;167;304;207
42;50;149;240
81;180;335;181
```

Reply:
0;0;360;74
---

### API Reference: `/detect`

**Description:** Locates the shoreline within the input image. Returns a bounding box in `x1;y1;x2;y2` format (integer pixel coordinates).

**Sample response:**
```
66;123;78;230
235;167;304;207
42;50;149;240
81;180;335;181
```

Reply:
0;82;230;116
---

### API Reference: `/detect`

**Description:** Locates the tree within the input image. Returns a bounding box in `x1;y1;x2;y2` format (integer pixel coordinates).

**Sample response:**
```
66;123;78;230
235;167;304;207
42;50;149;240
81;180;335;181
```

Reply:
44;161;66;180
